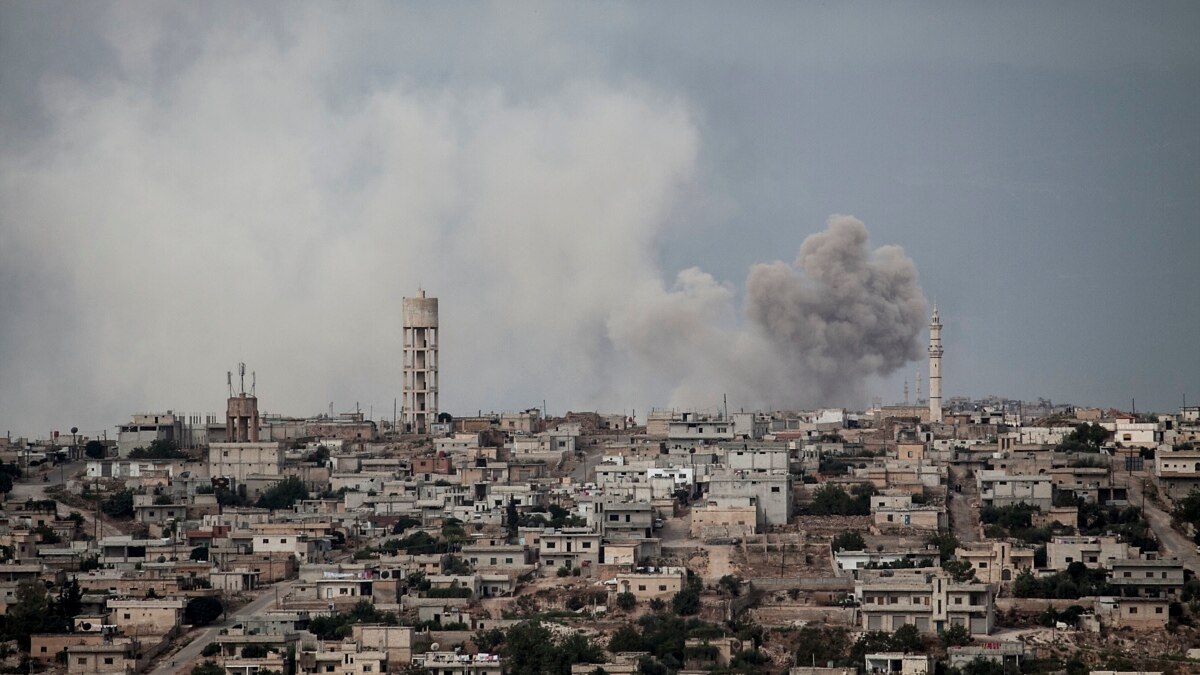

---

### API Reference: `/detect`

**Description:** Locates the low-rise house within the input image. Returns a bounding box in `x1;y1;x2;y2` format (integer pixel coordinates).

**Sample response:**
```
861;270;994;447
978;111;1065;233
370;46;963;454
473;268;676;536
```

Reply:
296;641;387;675
538;528;601;574
1093;596;1170;631
412;652;502;675
106;598;185;636
975;470;1052;510
863;653;932;674
1108;558;1184;599
954;542;1036;584
614;567;686;601
1045;536;1135;571
857;570;994;636
946;642;1024;670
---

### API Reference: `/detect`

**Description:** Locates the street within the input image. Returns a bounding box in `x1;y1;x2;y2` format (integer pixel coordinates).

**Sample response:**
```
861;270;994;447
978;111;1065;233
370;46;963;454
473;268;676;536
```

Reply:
1123;472;1200;574
146;579;300;675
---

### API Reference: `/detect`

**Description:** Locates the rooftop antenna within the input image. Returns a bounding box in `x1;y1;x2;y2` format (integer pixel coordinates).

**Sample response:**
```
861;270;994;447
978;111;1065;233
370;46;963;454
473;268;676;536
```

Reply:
238;362;246;395
227;371;233;398
903;379;909;406
251;371;256;397
916;370;922;403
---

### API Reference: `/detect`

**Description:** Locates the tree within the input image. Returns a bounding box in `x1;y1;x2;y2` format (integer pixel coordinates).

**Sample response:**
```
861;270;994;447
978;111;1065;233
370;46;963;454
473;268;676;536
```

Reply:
615;592;637;611
201;644;220;657
84;441;106;460
672;580;701;616
940;624;971;648
242;645;268;658
392;516;422;535
832;530;866;552
505;498;519;541
190;546;209;562
942;559;977;583
717;575;742;597
101;490;135;518
926;531;960;563
0;473;12;494
892;624;922;652
793;625;850;667
809;484;871;516
255;476;309;510
185;597;224;626
129;439;187;460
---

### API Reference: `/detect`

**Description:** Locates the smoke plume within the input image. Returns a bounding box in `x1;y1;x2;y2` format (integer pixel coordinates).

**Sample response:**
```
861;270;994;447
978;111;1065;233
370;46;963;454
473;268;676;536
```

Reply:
0;6;928;436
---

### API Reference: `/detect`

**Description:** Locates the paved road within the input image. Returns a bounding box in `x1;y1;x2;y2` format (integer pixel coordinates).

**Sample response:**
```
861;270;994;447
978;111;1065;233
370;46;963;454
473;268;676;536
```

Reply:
147;580;300;675
1123;472;1200;573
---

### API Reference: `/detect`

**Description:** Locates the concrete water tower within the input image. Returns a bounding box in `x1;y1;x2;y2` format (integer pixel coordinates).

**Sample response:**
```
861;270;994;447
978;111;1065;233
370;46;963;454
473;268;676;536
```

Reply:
403;289;439;434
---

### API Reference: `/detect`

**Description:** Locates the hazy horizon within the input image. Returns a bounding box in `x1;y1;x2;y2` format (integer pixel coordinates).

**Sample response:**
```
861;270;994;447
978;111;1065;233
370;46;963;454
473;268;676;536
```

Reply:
2;2;1198;439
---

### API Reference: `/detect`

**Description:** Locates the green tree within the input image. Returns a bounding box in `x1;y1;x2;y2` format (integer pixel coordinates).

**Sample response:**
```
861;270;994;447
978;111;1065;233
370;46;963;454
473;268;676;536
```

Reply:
184;597;224;626
101;490;135;518
832;530;866;552
891;624;922;652
615;592;637;611
190;546;209;562
505;498;519;541
809;484;871;516
84;440;106;460
0;473;12;494
942;559;976;583
926;531;960;563
793;625;850;667
940;624;971;648
672;581;701;616
256;476;309;510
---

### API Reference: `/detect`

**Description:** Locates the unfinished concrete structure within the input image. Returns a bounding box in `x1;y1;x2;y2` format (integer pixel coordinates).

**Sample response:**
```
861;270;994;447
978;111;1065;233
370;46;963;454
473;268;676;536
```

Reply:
226;363;260;442
403;289;439;434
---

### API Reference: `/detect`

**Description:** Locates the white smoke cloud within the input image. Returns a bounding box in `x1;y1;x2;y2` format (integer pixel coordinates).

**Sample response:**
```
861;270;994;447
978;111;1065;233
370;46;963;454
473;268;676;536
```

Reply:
0;7;927;437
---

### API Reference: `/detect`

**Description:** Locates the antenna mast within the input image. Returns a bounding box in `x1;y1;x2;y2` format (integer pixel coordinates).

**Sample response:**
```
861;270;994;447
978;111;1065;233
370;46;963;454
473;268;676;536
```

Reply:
227;371;233;398
238;362;246;395
251;371;256;396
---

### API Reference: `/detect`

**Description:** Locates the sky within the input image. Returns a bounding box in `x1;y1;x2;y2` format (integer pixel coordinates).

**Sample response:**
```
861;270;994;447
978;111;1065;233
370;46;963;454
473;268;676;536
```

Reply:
1;2;1198;439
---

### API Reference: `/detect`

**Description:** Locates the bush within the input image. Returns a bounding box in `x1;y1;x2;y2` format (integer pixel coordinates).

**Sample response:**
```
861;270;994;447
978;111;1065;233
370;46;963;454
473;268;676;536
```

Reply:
201;644;220;657
241;645;268;658
255;476;309;510
615;592;636;611
184;597;223;626
808;483;872;516
832;531;866;552
100;490;135;519
940;623;971;647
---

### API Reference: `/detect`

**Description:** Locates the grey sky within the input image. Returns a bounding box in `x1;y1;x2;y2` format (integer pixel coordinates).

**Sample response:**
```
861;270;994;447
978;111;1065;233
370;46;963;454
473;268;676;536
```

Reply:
2;2;1198;438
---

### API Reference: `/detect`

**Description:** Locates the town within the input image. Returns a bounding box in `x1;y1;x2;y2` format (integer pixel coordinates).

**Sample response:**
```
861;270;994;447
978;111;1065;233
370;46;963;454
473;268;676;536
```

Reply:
0;291;1198;675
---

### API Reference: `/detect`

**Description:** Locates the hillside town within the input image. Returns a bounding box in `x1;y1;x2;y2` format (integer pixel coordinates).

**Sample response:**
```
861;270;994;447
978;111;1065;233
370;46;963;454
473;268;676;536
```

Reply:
0;296;1198;675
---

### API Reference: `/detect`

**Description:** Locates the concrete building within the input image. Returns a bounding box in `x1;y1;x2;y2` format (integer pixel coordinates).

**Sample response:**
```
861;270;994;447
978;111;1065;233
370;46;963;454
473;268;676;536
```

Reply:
210;443;283;484
975;470;1052;510
614;567;686;601
954;542;1035;584
1045;536;1135;571
857;570;994;636
402;289;439;434
116;413;183;457
708;470;791;527
1108;559;1185;599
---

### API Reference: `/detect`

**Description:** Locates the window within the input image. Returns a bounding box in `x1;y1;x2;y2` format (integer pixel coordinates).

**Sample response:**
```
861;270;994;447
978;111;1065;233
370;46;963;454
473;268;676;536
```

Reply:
1156;607;1164;614
490;558;497;565
608;515;618;522
953;597;962;605
582;542;592;549
263;538;269;544
39;647;46;653
1124;572;1132;578
78;659;87;665
1129;607;1137;614
546;542;556;549
771;486;780;493
638;585;646;591
124;614;131;620
281;539;287;544
104;658;114;665
659;585;666;591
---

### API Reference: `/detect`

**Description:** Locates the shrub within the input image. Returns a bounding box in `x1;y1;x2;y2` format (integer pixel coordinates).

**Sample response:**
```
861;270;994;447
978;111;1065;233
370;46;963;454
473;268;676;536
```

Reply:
615;592;636;611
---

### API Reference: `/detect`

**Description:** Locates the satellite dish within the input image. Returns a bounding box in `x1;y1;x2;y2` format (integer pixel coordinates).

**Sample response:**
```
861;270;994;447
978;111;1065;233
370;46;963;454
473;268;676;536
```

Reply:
80;622;93;631
430;643;440;651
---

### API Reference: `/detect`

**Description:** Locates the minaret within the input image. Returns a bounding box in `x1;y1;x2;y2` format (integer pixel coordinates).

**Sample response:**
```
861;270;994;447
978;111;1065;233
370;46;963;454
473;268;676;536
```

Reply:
928;306;943;423
403;289;439;434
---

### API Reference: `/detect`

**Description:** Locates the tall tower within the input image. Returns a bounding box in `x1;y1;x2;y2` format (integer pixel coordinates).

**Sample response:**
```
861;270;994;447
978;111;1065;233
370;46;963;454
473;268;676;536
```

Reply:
403;289;439;434
226;363;260;442
928;307;943;423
